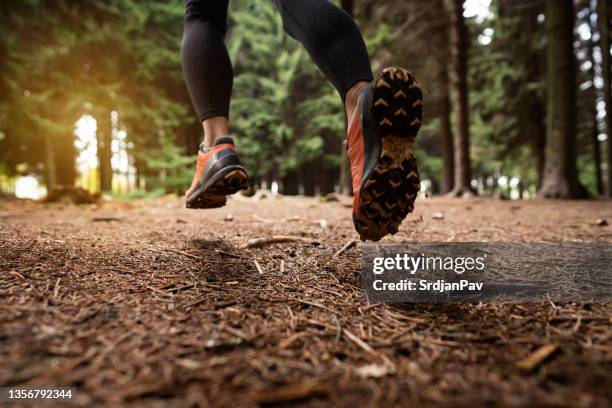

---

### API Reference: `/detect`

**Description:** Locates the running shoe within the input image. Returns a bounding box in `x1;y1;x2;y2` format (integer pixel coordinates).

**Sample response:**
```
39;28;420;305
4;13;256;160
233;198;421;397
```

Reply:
185;136;249;209
347;67;423;241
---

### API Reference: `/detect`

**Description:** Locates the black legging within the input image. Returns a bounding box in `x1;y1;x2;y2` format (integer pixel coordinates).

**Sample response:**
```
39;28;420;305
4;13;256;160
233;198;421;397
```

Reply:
181;0;373;122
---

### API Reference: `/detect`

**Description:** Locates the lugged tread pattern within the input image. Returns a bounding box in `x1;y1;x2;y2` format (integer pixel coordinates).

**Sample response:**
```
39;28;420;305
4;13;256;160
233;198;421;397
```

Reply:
186;169;248;209
355;67;423;241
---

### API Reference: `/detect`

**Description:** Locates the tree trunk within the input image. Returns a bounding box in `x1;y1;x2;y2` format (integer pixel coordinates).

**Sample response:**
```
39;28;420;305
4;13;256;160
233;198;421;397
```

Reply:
282;171;299;195
532;114;546;190
448;0;473;196
318;165;336;195
539;0;585;197
53;133;76;186
592;114;604;195
525;98;546;190
339;144;353;195
97;112;113;193
599;0;612;196
301;163;316;196
439;65;454;193
589;7;604;196
44;134;57;189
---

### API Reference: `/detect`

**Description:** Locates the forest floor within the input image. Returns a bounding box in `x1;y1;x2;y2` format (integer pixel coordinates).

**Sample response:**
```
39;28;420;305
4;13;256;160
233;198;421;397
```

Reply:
1;194;611;407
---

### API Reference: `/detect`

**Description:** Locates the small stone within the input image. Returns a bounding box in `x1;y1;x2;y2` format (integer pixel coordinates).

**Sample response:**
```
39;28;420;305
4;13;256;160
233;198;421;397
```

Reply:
432;212;444;220
224;213;234;222
595;219;608;226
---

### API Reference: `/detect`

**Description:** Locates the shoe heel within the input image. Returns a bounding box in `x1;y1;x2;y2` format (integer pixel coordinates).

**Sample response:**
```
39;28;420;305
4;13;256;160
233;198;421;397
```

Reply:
371;67;423;140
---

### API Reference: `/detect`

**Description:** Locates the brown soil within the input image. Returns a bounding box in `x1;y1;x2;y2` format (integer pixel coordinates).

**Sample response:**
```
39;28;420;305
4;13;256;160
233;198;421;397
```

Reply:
1;195;611;407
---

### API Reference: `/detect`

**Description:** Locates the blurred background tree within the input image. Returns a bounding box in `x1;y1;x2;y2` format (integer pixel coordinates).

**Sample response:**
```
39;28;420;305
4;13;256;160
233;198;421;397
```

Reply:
0;0;610;200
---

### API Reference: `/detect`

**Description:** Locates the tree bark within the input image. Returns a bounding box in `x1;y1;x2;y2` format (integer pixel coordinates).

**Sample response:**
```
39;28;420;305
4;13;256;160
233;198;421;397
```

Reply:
598;0;611;196
531;107;546;190
339;144;353;195
448;0;473;196
44;134;57;189
539;0;584;198
439;65;454;193
282;171;299;195
318;164;336;195
301;163;316;196
53;133;76;186
588;6;604;196
97;112;113;193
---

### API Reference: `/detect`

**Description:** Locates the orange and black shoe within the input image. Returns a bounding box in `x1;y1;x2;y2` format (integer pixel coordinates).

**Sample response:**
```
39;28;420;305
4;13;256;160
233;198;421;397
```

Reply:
347;67;423;241
185;136;249;209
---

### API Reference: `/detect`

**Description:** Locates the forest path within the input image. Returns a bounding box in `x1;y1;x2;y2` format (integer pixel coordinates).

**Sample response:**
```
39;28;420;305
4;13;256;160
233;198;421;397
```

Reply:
1;196;611;407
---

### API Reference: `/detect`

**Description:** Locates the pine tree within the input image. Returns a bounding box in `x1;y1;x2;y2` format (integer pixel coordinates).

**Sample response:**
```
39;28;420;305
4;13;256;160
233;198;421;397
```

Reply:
539;0;586;197
448;0;474;196
228;0;343;193
598;0;612;196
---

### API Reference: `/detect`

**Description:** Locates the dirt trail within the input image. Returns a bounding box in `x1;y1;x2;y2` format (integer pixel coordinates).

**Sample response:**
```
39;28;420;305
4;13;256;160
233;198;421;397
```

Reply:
1;196;611;407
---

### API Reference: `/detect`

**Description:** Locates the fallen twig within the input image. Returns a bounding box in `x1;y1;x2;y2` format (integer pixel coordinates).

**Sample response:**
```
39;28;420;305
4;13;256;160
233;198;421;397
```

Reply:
249;380;327;404
244;236;320;248
146;285;169;296
332;239;357;258
165;248;202;260
550;315;610;322
278;332;308;349
214;249;247;259
515;343;559;373
294;298;336;314
147;247;202;261
342;328;375;355
53;278;61;298
92;217;122;222
253;259;264;274
184;298;208;309
166;283;198;293
223;326;252;342
9;271;26;280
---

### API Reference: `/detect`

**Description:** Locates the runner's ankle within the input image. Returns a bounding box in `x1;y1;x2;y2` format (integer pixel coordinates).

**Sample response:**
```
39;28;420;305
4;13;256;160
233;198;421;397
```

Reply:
202;116;230;147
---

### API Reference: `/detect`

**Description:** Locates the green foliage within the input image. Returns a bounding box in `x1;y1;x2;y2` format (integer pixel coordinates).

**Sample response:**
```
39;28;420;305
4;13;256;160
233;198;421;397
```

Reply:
467;0;546;189
138;135;193;194
228;0;344;183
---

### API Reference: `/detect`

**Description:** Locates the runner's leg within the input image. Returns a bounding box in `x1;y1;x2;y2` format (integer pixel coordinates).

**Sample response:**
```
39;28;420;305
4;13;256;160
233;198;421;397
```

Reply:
181;0;232;146
274;0;373;105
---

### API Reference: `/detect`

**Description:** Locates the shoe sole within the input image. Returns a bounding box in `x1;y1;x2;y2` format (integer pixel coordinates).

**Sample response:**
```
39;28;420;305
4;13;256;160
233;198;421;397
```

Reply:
186;167;249;209
355;67;422;241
